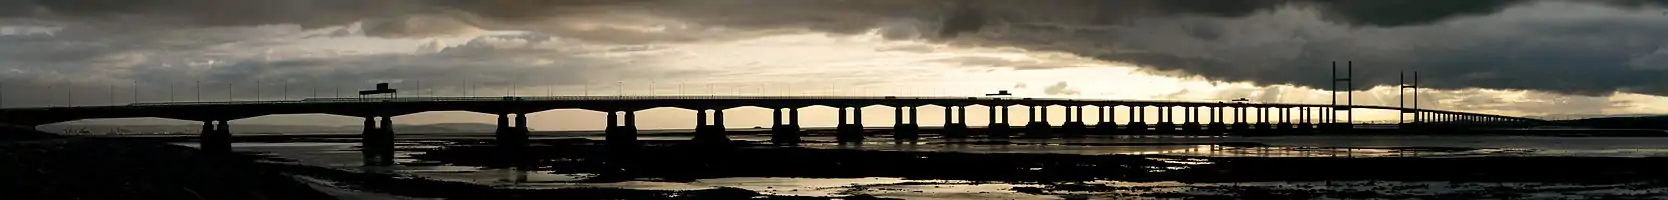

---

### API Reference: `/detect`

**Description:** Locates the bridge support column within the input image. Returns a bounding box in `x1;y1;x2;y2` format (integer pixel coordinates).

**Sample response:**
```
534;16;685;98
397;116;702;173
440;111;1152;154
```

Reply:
1182;107;1203;136
1127;106;1148;134
493;113;531;165
943;106;969;138
1154;106;1176;135
694;109;731;144
893;106;919;141
1299;107;1315;132
1232;107;1252;135
1276;107;1295;134
1207;107;1227;135
837;107;865;143
1024;105;1054;138
199;120;231;155
1094;105;1118;135
605;111;640;152
987;105;1011;138
361;116;395;166
1061;106;1087;138
1252;107;1273;136
772;108;802;145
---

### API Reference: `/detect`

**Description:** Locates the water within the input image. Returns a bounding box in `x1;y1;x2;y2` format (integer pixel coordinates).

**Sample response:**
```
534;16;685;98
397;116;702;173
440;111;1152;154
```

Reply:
202;133;1668;199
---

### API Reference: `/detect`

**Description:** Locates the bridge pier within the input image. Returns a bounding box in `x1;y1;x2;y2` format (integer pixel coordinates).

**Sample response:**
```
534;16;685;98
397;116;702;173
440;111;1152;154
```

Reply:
361;116;395;166
986;105;1012;138
1207;107;1227;136
771;108;802;145
1126;106;1148;134
1297;107;1313;131
1252;107;1273;136
943;106;970;138
893;106;919;141
1094;105;1118;135
1276;107;1295;134
1154;106;1177;135
694;109;730;144
1181;107;1203;136
199;120;231;155
1023;105;1053;138
1060;106;1087;138
492;113;531;166
837;107;865;143
1232;107;1251;135
605;111;640;151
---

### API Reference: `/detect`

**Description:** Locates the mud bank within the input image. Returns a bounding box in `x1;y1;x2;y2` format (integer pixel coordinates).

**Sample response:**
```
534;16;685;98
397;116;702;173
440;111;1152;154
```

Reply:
408;139;1668;183
0;127;333;199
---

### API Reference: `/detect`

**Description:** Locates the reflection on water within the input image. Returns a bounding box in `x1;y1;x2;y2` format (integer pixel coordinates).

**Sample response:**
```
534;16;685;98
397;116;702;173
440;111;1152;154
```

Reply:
213;134;1668;199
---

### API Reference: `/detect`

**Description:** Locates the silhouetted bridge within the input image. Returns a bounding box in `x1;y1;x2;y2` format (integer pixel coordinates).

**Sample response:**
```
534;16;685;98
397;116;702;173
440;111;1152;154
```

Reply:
0;96;1545;166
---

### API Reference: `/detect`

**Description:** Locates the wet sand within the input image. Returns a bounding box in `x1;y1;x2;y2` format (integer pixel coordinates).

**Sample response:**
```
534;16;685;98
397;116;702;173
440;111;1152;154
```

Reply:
121;131;1668;199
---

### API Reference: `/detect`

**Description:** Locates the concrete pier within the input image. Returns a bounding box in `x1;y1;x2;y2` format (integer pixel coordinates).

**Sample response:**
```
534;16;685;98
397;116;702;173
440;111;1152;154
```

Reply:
942;106;969;138
199;120;231;155
986;105;1012;138
1155;107;1177;135
771;108;802;145
1094;106;1118;135
693;109;730;144
893;106;919;141
1206;107;1227;136
1181;107;1202;135
1126;106;1148;134
605;111;639;150
836;107;865;143
1232;107;1251;135
1060;106;1087;138
362;116;395;166
1023;105;1054;138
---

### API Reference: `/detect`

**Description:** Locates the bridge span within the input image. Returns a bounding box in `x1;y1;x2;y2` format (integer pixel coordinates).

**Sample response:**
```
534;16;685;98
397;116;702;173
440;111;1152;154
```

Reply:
0;95;1546;166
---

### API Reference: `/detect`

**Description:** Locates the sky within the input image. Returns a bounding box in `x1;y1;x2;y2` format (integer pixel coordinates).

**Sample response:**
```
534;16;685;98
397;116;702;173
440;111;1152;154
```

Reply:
3;0;1668;131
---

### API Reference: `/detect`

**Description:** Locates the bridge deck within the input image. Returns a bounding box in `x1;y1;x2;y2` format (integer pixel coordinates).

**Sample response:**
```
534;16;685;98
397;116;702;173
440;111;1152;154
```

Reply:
0;95;1541;125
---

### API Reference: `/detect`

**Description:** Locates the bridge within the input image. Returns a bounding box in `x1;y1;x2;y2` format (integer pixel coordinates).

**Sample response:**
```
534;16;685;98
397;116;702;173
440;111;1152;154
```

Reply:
0;95;1546;166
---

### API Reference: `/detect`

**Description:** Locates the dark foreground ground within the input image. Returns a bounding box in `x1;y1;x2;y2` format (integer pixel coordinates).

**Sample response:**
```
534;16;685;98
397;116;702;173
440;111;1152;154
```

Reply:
21;128;1668;199
0;126;334;200
235;134;1668;199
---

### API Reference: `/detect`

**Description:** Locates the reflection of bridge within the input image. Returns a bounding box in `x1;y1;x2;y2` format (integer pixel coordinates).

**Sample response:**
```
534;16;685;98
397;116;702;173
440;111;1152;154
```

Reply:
0;96;1546;166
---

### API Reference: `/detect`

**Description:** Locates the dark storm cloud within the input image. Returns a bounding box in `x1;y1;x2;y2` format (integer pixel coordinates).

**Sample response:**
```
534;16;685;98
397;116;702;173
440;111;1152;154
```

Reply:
1312;0;1529;26
911;0;1668;97
5;0;1668;100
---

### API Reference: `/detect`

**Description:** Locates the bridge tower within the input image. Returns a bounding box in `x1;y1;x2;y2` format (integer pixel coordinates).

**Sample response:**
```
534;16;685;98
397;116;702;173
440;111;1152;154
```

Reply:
1329;61;1355;132
1398;70;1421;130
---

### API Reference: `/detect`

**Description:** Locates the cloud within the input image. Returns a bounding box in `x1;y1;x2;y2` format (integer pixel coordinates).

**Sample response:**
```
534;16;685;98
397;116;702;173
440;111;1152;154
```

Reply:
1042;81;1080;96
928;1;1668;97
6;0;1668;102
